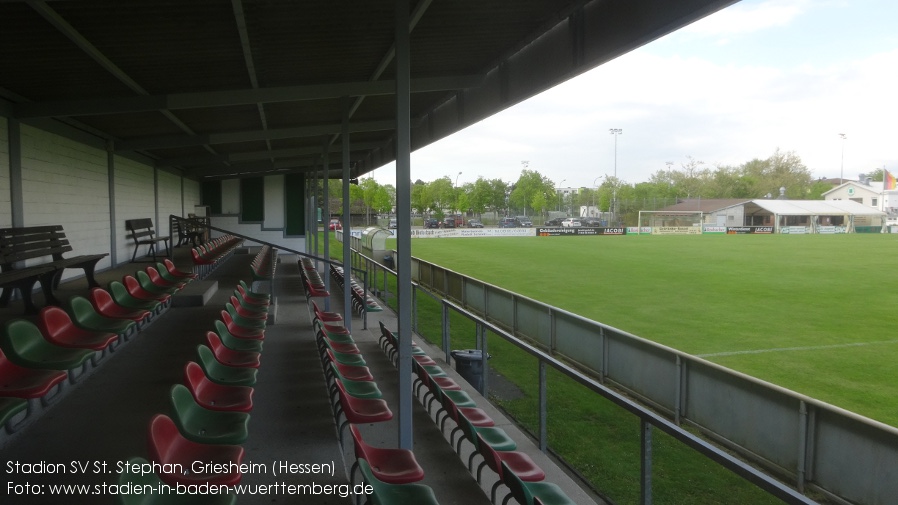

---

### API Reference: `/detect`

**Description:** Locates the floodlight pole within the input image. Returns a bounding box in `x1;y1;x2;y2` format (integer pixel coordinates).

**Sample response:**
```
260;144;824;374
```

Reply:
838;133;847;185
609;128;622;224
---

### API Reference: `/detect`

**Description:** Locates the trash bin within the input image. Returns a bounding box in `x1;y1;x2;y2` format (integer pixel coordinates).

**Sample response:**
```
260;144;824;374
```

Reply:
451;349;490;392
383;254;394;270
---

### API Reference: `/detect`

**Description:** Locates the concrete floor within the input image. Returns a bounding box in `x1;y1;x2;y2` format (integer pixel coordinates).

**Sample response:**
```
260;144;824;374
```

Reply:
0;245;602;505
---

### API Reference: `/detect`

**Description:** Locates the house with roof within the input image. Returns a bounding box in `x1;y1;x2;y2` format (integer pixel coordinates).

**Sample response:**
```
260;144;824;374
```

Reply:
822;175;898;228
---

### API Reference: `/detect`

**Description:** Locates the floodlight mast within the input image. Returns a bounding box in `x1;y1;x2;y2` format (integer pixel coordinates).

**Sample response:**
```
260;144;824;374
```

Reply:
838;133;847;185
609;128;622;225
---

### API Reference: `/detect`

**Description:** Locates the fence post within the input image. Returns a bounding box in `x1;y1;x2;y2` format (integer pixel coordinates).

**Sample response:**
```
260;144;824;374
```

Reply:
641;419;653;505
539;359;547;453
442;301;451;364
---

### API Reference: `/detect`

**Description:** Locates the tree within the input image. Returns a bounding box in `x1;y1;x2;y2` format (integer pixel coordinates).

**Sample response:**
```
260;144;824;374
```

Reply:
509;169;553;216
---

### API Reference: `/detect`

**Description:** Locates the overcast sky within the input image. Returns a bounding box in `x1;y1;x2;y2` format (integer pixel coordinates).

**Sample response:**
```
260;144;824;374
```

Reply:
369;0;898;190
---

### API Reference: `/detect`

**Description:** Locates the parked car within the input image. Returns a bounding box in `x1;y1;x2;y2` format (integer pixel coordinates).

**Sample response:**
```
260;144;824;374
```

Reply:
467;219;484;228
498;217;520;228
581;217;602;227
545;218;564;227
388;218;397;229
328;218;342;231
515;216;533;227
561;218;581;227
442;218;456;228
424;218;440;229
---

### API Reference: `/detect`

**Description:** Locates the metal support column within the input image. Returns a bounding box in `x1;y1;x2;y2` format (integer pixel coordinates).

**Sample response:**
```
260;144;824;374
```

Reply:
106;140;117;265
395;0;414;450
321;143;332;311
341;99;353;329
641;419;653;505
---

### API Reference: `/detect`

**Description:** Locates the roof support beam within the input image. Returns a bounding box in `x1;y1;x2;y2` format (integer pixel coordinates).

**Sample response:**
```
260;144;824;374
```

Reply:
13;76;482;119
154;142;382;168
115;120;396;151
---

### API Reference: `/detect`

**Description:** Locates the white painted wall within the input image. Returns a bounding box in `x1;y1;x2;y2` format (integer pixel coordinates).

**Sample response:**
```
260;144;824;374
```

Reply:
113;156;156;263
264;174;285;229
0;117;10;228
20;124;112;277
157;170;182;237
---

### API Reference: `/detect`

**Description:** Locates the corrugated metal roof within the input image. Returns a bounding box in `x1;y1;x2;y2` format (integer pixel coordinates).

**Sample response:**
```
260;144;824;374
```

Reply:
0;0;738;180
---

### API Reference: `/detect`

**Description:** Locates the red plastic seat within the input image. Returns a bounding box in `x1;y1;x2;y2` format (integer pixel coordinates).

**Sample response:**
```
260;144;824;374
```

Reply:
235;285;269;308
349;424;424;485
206;332;261;368
0;347;67;398
146;266;187;290
474;424;546;502
164;258;198;280
220;311;264;340
311;300;342;323
228;296;267;320
123;275;171;303
326;350;375;382
36;306;120;351
184;361;254;412
88;287;151;324
333;380;392;445
147;414;245;487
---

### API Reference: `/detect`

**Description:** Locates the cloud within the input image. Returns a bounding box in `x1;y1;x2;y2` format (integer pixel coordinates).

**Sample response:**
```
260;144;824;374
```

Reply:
684;0;811;38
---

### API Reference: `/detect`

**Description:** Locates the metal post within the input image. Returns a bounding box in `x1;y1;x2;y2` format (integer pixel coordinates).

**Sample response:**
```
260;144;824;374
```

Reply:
479;322;488;396
797;401;808;492
395;0;414;450
442;302;451;363
538;360;547;452
341;98;353;329
641;419;653;505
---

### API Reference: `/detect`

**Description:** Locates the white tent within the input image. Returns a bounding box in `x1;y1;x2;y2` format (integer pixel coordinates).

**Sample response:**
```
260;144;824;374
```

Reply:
719;199;885;233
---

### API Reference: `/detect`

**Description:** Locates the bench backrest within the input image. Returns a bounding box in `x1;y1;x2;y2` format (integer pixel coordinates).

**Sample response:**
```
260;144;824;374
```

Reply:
125;218;157;241
0;226;73;267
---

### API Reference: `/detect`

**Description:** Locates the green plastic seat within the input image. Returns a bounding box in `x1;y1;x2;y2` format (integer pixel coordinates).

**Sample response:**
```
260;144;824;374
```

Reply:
329;362;382;400
157;262;194;286
68;296;136;336
108;280;161;312
358;459;439;505
501;460;577;505
1;320;95;371
136;269;179;295
232;290;268;313
0;397;28;427
238;280;270;301
169;384;250;444
323;342;366;367
197;345;257;386
115;457;236;505
213;320;263;353
225;303;267;330
456;409;516;471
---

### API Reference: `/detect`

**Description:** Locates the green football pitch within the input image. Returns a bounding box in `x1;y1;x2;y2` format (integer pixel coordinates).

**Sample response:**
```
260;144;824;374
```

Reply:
404;233;898;428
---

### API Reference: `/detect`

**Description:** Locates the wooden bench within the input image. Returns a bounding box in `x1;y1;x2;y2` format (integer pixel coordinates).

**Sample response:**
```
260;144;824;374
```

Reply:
125;218;170;262
171;217;203;247
0;266;56;314
0;226;108;311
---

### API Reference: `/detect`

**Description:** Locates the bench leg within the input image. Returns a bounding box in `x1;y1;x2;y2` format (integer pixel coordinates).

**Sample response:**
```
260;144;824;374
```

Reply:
131;245;140;262
40;272;62;306
81;261;102;288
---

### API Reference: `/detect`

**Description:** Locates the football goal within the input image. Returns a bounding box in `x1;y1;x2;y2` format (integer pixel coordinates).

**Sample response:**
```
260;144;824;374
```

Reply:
637;210;704;235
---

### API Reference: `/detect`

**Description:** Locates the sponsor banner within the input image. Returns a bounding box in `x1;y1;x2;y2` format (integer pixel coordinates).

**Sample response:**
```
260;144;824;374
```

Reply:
817;226;848;234
652;226;702;235
703;226;727;234
536;227;626;236
781;226;809;234
410;228;535;238
626;227;652;234
726;226;774;234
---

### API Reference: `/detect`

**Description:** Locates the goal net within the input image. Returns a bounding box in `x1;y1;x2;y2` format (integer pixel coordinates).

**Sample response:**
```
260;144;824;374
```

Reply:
637;211;704;235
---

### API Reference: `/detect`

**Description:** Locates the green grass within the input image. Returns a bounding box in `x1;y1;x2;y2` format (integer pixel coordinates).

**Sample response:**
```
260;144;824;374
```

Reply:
403;234;898;427
318;232;898;504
